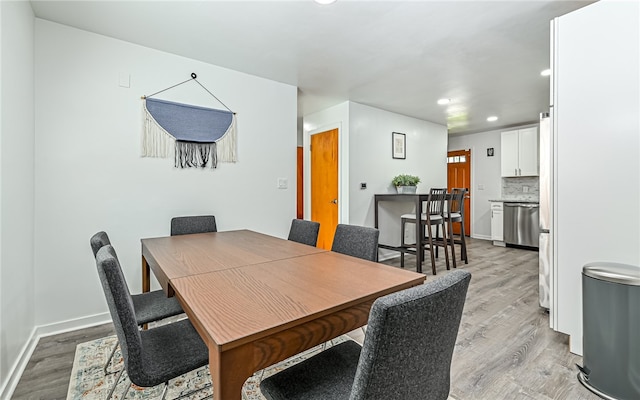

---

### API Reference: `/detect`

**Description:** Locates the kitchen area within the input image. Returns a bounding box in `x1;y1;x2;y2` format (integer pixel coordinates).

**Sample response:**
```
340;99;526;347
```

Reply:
449;114;552;310
448;3;638;397
486;124;542;250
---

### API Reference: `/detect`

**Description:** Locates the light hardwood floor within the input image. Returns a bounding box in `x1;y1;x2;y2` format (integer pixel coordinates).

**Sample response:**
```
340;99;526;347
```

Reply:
12;238;598;400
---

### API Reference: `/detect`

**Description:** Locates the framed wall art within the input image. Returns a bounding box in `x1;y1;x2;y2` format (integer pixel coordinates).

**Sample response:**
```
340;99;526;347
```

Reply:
392;132;406;159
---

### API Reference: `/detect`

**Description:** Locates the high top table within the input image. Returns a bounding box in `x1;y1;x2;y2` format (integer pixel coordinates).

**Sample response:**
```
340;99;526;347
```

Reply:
141;230;425;400
374;193;432;273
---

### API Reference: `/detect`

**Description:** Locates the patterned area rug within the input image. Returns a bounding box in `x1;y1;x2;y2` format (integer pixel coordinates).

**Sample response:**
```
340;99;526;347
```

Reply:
67;335;348;400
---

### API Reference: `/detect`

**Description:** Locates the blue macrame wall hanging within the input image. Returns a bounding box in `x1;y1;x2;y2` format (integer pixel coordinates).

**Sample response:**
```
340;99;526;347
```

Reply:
141;73;237;168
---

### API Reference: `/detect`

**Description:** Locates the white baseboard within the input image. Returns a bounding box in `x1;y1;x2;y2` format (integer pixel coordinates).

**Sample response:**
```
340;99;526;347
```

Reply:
472;234;491;241
378;253;400;262
0;326;38;400
0;312;110;399
35;312;111;338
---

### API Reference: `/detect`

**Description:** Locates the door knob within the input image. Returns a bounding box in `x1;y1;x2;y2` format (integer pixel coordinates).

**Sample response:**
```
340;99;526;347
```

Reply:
330;199;338;204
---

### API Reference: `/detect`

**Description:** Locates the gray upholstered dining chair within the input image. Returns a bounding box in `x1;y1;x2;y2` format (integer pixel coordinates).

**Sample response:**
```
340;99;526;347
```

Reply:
95;245;210;400
170;215;217;236
330;224;380;262
287;219;320;247
260;269;471;400
90;231;184;375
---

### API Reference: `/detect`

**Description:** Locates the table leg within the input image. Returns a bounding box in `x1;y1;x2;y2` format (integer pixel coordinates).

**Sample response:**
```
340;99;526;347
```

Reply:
142;255;150;293
210;343;254;400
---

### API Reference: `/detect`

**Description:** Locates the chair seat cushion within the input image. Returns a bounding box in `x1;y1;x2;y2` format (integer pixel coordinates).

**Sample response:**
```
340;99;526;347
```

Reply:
131;319;209;387
401;213;443;222
261;341;362;400
131;290;184;325
445;212;462;221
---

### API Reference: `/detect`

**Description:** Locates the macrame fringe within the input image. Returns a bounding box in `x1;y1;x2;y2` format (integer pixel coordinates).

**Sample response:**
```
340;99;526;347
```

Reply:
141;101;174;158
175;141;217;169
216;114;238;163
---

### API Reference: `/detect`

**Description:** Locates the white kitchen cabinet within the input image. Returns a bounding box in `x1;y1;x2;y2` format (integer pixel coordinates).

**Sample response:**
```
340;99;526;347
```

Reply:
491;202;504;243
501;127;539;177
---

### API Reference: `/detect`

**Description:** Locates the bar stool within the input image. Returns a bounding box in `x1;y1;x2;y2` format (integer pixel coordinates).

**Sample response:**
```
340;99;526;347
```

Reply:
400;188;450;274
445;188;469;267
445;188;468;265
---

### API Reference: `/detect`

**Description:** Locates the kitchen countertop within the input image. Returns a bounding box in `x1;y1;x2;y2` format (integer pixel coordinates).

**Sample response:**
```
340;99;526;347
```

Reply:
489;199;539;203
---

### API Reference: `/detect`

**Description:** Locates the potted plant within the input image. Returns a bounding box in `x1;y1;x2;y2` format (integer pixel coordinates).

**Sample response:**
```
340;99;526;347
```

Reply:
392;174;420;194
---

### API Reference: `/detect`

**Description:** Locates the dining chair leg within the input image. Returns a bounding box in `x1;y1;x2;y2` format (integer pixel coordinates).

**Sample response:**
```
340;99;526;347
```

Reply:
168;379;213;400
426;223;437;275
106;367;126;400
448;219;457;269
434;225;439;259
442;223;451;270
160;382;169;400
103;341;119;375
459;220;468;263
121;382;132;399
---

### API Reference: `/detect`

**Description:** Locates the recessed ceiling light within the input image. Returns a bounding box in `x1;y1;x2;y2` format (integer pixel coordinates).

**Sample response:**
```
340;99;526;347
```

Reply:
437;98;451;105
314;0;337;4
540;69;551;76
487;116;498;122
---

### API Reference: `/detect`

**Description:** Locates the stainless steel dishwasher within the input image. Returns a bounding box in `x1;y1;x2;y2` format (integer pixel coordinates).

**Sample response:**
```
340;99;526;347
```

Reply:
504;203;540;247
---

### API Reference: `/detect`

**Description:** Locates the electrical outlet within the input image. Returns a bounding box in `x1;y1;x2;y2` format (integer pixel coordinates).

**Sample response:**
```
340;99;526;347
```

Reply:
277;178;288;189
360;182;367;189
523;186;529;193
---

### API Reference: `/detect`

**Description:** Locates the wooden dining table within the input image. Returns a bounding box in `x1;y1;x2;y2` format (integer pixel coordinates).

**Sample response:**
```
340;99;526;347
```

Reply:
141;229;425;400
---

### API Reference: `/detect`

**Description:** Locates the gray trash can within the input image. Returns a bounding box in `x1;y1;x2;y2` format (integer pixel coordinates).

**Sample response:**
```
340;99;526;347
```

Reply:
578;262;640;400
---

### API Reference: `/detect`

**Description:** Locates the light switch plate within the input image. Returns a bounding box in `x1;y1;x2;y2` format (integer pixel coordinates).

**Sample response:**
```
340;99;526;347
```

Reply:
118;72;130;88
277;178;288;189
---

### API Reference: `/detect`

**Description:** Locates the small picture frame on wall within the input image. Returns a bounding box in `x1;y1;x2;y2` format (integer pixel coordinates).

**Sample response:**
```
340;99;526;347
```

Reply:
392;132;406;159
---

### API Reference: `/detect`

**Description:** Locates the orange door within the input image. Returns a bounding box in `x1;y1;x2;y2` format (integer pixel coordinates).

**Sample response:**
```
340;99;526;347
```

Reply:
311;129;339;250
447;149;471;235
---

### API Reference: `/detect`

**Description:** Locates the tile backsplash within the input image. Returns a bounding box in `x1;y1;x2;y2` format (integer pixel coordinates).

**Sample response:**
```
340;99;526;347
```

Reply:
502;176;539;200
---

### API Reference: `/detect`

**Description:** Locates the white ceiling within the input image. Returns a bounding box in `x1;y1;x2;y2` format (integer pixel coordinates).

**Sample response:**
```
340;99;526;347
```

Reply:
30;0;593;134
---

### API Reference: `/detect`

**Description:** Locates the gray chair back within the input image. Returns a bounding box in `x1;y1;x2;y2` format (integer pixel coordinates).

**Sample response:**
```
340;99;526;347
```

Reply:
95;245;147;385
170;215;217;236
331;224;379;262
287;219;320;247
351;269;471;400
90;231;111;257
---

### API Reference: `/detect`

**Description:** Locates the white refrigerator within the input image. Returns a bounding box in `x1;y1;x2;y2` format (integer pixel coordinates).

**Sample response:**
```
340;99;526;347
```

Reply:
551;0;639;355
538;112;552;315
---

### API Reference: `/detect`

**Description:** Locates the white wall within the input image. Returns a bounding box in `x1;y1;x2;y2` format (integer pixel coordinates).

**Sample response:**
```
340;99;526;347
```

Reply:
448;123;537;239
554;0;639;355
349;102;447;256
303;101;448;259
0;1;36;396
33;20;297;328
